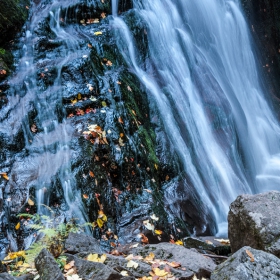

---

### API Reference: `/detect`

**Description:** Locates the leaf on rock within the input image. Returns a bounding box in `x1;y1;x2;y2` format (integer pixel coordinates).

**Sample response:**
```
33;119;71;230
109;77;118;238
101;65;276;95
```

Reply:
143;220;155;231
153;267;168;277
83;194;89;199
64;260;75;270
120;271;129;276
127;260;139;269
246;249;254;262
94;31;102;35
89;171;95;177
214;239;230;245
150;214;159;221
28;198;35;206
0;173;9;180
154;229;163;235
15;222;20;230
175;240;183;245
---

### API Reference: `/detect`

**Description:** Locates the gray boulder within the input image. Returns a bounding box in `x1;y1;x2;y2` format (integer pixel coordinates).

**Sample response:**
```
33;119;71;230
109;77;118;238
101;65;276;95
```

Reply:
64;232;101;254
228;191;280;256
65;254;122;280
211;246;280;280
0;273;15;280
132;242;216;279
34;248;64;280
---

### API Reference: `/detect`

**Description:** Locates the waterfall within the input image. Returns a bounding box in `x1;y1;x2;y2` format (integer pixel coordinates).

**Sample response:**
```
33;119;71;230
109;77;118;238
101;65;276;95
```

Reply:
112;0;280;234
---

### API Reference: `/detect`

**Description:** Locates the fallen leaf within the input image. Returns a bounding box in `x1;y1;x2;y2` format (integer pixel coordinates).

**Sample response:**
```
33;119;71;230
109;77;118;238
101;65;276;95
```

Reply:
83;194;89;199
143;220;155;231
120;271;129;276
64;260;75;270
127;86;132;91
154;229;163;235
27;198;34;206
15;222;20;230
101;101;107;107
89;171;95;177
246;249;254;262
214;239;230;245
88;43;92;48
144;189;152;193
144;252;155;262
94;31;103;35
127;260;138;269
118;117;124;124
0;173;9;180
175;240;183;245
101;12;106;18
150;214;159;221
153;267;168;277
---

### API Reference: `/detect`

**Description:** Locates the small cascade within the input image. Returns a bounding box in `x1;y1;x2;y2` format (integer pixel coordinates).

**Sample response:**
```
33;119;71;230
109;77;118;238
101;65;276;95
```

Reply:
112;0;280;234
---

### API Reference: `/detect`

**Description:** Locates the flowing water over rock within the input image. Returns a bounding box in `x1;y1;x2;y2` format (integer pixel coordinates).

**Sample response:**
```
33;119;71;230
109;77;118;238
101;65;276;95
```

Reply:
1;0;280;254
112;0;280;235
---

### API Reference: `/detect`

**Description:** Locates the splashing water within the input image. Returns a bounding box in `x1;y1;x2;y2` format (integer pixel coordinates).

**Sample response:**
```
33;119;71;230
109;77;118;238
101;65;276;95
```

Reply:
112;0;280;234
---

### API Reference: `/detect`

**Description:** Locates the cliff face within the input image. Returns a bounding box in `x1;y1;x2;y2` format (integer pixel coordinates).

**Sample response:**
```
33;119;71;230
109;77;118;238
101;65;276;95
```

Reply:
241;0;280;113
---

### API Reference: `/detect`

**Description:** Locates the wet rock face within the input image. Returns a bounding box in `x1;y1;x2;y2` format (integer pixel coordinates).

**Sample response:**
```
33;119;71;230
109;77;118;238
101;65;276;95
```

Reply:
211;246;280;280
228;191;280;257
0;0;218;254
241;0;280;114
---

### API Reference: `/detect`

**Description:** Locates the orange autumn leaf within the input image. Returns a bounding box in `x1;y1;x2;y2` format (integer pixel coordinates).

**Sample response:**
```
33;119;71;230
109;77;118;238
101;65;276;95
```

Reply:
0;173;9;180
83;194;89;199
89;171;95;177
246;249;254;262
118;117;124;124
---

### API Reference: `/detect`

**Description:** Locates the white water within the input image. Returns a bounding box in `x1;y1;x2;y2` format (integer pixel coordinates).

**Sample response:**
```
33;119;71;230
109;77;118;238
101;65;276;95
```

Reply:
112;0;280;234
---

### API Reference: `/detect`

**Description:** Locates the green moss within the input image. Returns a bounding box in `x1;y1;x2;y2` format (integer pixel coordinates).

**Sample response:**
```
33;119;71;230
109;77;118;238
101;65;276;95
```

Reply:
0;0;29;45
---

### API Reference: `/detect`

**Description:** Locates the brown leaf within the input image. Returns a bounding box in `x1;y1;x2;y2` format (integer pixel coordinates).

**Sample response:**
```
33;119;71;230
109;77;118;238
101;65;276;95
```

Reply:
0;173;9;180
246;249;254;262
64;260;75;270
118;117;124;124
89;171;95;177
83;194;89;199
88;43;92;48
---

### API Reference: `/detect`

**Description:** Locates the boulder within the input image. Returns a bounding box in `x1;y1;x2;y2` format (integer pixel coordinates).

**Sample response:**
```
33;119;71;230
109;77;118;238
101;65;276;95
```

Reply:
228;191;280;256
34;248;64;280
132;242;216;279
65;254;122;280
64;232;101;254
0;273;15;280
211;246;280;280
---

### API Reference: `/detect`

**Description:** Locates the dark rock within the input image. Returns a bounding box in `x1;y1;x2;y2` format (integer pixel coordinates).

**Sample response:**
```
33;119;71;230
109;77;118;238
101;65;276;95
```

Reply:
184;237;231;256
34;248;64;280
65;254;122;280
0;273;15;280
211;246;280;280
64;232;102;254
0;261;7;273
228;191;280;257
132;242;216;279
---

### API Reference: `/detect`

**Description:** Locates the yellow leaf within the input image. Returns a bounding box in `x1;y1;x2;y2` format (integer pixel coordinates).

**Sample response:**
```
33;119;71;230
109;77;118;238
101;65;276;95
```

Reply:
99;254;107;263
64;260;75;270
127;260;138;269
71;98;77;104
94;31;102;35
4;251;25;261
77;93;82;100
144;252;155;262
15;222;20;230
87;253;99;262
27;198;34;206
175;240;183;245
96;218;104;228
101;101;107;107
153;267;168;277
154;229;163;235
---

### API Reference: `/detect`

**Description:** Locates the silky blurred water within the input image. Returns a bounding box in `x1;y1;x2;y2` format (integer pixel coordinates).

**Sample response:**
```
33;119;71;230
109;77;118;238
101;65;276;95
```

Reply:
112;0;280;234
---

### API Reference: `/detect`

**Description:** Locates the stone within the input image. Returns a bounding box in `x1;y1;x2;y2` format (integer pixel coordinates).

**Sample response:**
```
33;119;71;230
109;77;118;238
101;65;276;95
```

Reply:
0;273;15;280
211;246;280;280
228;191;280;256
64;232;102;254
132;242;216;279
34;248;64;280
65;254;122;280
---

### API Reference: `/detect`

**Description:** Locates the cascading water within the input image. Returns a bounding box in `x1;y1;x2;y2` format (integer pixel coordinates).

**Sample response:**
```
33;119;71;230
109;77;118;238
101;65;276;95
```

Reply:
112;0;280;234
0;1;88;234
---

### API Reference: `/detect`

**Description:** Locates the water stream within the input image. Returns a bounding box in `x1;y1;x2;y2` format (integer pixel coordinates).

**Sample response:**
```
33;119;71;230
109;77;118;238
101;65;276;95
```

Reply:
112;0;280;234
